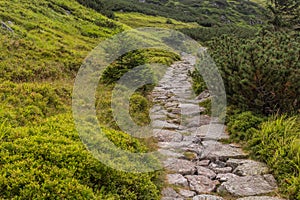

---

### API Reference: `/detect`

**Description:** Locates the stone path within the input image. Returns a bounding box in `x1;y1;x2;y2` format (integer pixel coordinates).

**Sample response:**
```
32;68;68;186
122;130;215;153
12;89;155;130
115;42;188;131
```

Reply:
150;56;284;200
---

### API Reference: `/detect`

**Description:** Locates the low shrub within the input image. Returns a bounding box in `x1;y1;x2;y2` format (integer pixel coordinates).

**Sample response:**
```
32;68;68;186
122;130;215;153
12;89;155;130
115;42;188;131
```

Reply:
0;114;161;199
248;116;300;199
227;111;265;142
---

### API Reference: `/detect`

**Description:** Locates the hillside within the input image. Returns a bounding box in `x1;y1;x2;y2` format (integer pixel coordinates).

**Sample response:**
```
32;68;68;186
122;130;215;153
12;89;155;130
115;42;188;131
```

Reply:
77;0;268;27
0;0;174;199
1;0;299;199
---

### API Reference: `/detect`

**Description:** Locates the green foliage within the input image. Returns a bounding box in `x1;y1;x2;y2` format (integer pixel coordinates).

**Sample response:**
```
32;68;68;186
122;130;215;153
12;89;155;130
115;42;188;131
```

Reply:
0;114;160;199
207;30;300;115
247;116;300;199
130;94;150;126
179;25;259;43
101;49;180;85
227;111;265;142
77;0;268;27
0;0;123;82
115;12;199;29
188;69;207;95
267;0;300;29
199;99;212;116
0;81;71;127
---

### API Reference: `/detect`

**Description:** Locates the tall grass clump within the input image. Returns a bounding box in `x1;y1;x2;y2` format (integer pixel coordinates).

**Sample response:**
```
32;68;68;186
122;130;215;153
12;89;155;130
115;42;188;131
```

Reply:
248;116;300;199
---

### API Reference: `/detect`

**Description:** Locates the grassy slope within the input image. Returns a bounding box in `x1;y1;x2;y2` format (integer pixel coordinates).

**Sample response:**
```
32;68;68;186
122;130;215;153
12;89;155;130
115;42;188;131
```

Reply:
115;12;200;29
95;0;267;27
0;0;180;199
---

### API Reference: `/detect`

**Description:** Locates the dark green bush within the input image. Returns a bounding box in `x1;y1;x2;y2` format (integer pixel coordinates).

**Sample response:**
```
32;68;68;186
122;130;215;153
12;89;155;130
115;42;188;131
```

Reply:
208;30;300;115
227;111;265;141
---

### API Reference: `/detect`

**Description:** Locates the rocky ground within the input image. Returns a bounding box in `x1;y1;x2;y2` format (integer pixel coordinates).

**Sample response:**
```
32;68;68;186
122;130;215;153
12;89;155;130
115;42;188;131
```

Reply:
150;56;284;200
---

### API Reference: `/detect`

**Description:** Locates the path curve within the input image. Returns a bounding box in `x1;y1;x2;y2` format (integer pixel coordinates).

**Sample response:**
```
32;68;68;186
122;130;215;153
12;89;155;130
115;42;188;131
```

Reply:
150;55;284;200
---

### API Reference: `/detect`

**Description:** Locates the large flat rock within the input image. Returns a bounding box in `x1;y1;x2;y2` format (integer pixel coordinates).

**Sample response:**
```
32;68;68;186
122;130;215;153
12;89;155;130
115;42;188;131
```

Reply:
193;195;224;200
164;158;196;175
185;175;219;194
194;124;229;140
153;129;183;142
167;174;188;187
152;120;179;129
200;141;248;161
217;175;277;196
226;159;269;176
237;197;285;200
196;166;216;179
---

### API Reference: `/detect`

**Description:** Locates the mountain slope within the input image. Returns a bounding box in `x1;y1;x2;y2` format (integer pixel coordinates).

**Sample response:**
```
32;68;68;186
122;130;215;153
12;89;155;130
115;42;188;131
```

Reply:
79;0;268;27
0;0;167;199
0;0;125;82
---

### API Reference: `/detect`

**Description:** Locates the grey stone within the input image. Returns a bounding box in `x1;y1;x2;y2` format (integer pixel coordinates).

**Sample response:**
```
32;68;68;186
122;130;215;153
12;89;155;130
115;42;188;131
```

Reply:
194;124;229;140
179;103;202;116
196;90;210;100
185;175;219;194
152;120;179;129
179;189;196;198
196;166;216;179
158;149;184;158
212;167;233;174
217;175;277;196
197;159;210;166
236;197;284;200
193;195;224;200
153;129;183;142
164;158;196;175
167;174;188;187
216;173;238;182
227;159;269;176
161;187;180;198
201;141;248;161
158;141;193;149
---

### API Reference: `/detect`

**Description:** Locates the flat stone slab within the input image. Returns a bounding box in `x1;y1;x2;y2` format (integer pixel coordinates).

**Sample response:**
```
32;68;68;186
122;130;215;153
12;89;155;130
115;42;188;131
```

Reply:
179;103;202;116
162;187;183;200
212;167;233;174
158;141;193;149
196;166;216;179
185;175;219;194
226;159;269;176
158;149;184;158
216;173;238;182
200;141;248;161
164;158;196;175
197;159;210;166
152;120;179;129
237;197;285;200
217;175;277;196
153;129;183;142
194;124;229;140
193;194;224;200
179;189;196;198
167;174;188;187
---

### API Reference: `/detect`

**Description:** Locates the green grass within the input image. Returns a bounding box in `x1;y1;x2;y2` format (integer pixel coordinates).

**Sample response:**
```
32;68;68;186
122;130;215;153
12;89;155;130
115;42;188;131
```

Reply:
0;0;125;82
0;0;182;198
115;12;200;29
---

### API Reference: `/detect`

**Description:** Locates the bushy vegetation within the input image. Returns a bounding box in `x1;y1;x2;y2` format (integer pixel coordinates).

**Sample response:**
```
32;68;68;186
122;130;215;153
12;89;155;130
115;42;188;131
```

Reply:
179;25;259;43
0;0;183;199
0;114;160;199
76;0;267;27
227;115;300;199
207;30;300;115
0;0;124;82
249;116;300;199
115;12;199;29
